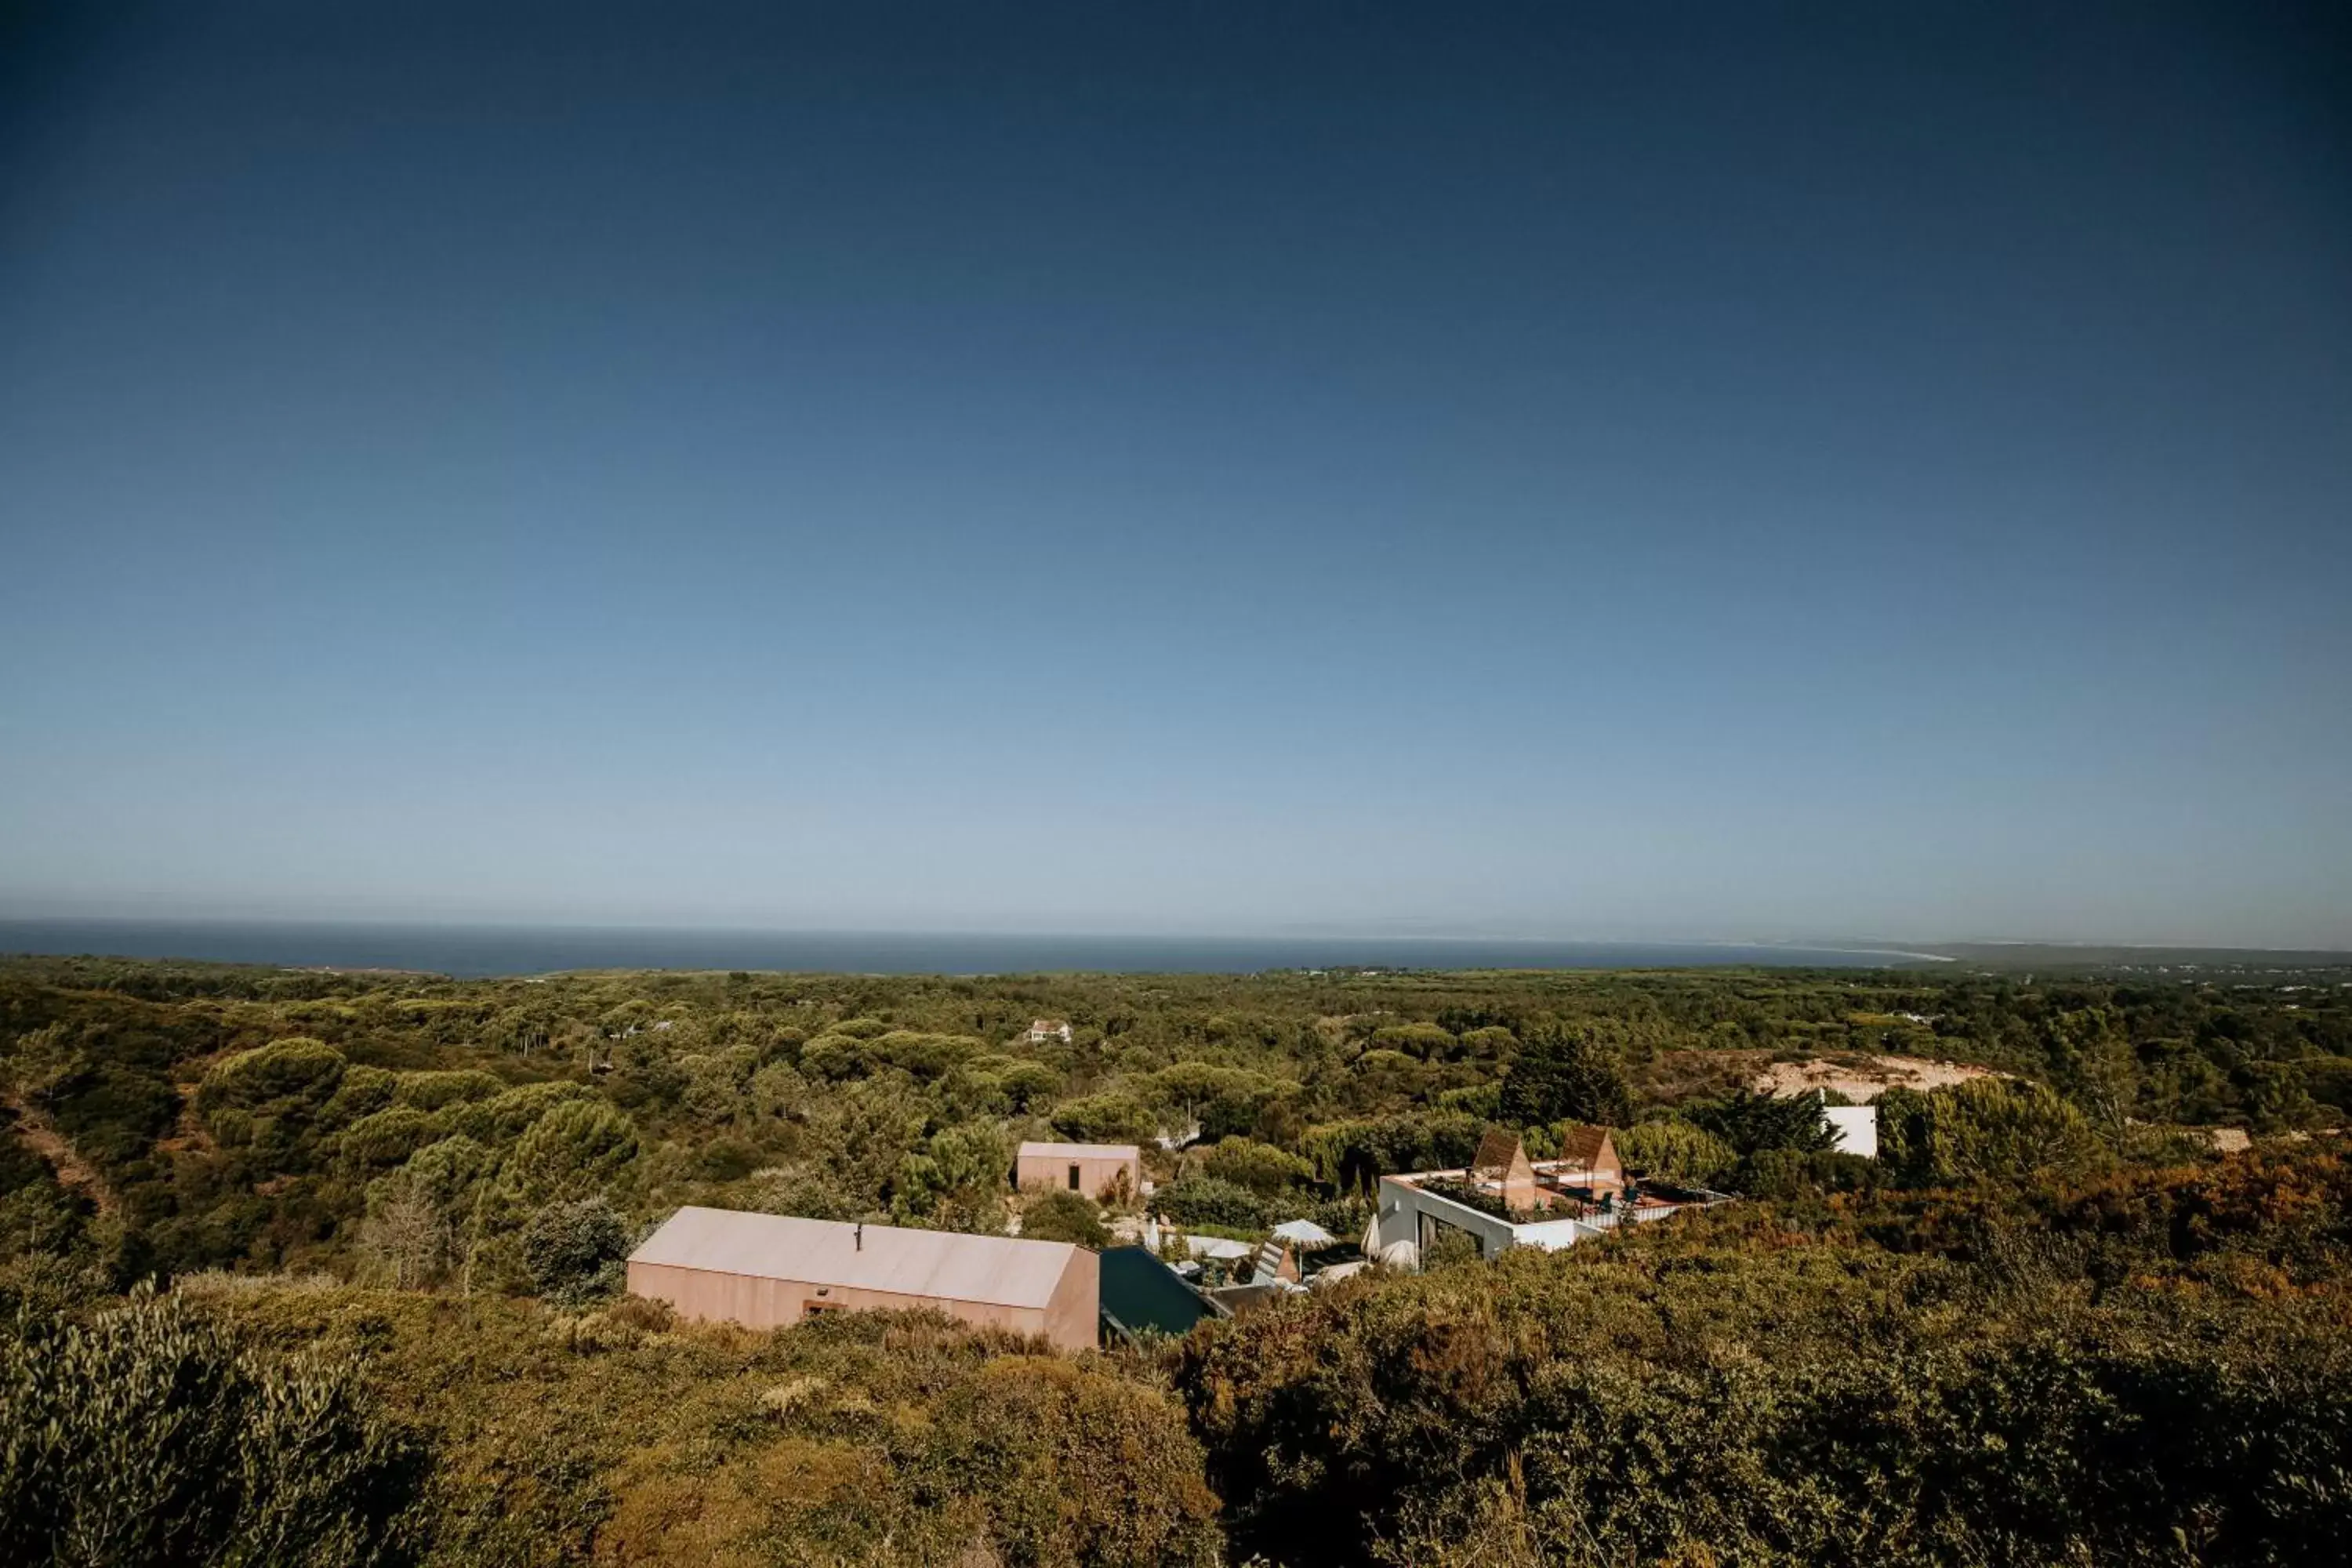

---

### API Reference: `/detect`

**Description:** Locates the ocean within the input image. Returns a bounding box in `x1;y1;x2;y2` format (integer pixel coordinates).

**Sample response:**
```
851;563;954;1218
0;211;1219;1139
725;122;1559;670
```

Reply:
0;919;1946;979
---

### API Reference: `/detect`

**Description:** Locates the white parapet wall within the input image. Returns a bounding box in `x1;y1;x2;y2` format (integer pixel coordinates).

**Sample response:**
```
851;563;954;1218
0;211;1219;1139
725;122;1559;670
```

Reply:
1508;1217;1604;1251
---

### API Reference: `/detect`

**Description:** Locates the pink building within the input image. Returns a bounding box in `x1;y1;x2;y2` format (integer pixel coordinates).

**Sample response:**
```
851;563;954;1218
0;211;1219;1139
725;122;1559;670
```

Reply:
627;1207;1100;1352
1016;1139;1142;1202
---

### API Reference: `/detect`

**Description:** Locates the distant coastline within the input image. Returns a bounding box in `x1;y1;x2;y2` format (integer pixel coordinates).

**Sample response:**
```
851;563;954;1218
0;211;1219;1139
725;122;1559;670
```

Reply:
0;918;1955;980
7;919;2342;981
1700;940;1957;965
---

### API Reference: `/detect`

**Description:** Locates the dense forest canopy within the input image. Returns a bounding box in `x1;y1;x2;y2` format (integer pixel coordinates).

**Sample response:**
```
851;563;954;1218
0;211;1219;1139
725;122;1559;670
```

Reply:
4;953;2349;1565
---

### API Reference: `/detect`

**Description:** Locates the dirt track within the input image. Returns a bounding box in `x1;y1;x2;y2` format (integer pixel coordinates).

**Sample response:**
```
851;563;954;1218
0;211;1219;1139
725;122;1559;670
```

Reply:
1;1090;119;1216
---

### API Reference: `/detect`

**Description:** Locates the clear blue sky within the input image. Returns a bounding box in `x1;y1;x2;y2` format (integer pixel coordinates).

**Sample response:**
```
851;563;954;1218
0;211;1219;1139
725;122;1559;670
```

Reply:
3;2;2347;946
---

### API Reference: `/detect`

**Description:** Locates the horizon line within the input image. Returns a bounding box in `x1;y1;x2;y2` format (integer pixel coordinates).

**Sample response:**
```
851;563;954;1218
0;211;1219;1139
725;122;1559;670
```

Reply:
2;912;2349;958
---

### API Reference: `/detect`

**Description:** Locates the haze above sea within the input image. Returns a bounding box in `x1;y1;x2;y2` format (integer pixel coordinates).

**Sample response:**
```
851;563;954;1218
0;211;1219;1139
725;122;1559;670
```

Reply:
0;919;1950;978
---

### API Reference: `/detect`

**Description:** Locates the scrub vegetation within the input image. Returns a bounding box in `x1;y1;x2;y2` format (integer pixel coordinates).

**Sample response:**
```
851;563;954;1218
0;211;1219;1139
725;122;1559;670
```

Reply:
3;953;2348;1564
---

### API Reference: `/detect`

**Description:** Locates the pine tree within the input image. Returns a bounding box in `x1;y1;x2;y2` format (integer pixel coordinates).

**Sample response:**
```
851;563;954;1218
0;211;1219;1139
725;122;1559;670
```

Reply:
1497;1024;1633;1127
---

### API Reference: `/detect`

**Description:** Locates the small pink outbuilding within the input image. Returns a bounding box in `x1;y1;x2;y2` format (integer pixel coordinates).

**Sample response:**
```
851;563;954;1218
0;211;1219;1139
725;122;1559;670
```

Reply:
1015;1140;1142;1203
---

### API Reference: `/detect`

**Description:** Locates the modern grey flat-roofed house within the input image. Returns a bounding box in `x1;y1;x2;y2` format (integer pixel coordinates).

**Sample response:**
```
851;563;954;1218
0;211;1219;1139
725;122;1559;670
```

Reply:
627;1206;1100;1352
1373;1127;1727;1265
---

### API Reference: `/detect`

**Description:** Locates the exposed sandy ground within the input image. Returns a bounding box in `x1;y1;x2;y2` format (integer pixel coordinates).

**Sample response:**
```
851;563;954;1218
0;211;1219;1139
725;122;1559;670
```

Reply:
1752;1054;1997;1101
1;1089;119;1216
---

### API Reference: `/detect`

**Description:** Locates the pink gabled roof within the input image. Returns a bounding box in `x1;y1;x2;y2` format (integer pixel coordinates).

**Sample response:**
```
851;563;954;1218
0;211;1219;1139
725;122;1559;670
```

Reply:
629;1207;1079;1308
1018;1140;1139;1163
1557;1125;1617;1167
1470;1127;1528;1176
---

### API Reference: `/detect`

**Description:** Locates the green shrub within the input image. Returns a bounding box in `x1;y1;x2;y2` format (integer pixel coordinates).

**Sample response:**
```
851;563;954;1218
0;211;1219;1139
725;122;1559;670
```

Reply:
42;1063;179;1178
321;1065;398;1127
388;1069;504;1112
194;1037;353;1171
796;1033;870;1080
751;1167;865;1222
196;1037;347;1123
695;1135;762;1181
1685;1087;1838;1156
1196;1136;1316;1197
865;1030;984;1080
891;1121;1010;1232
1149;1176;1268;1231
1419;1225;1484;1270
520;1196;632;1307
473;1080;599;1143
1147;1062;1294;1142
1177;1207;2352;1568
1299;1110;1486;1192
1367;1023;1460;1061
989;1058;1065;1112
1305;1193;1374;1244
1616;1116;1739;1185
913;1354;1222;1566
505;1100;637;1203
1050;1093;1156;1144
396;1135;491;1211
1880;1076;2111;1186
1496;1022;1632;1127
0;1291;426;1566
1457;1025;1518;1058
339;1107;441;1173
1020;1189;1111;1248
1742;1146;1882;1198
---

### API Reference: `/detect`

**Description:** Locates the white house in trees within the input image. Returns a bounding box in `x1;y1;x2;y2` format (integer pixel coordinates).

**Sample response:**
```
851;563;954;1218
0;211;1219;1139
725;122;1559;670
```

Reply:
1824;1104;1879;1159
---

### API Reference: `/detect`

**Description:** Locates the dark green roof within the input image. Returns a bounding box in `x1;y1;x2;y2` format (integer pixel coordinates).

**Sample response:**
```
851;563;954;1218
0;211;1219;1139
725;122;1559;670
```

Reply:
1098;1246;1216;1340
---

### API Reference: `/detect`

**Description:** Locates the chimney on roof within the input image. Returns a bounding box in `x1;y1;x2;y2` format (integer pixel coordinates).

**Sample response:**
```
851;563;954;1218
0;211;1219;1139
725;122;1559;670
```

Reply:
854;1222;863;1251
